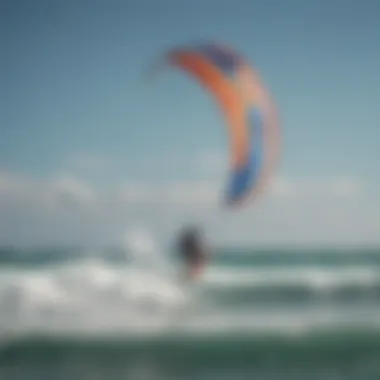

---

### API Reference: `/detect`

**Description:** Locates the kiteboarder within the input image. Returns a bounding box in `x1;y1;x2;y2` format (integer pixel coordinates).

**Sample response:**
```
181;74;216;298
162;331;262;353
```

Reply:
176;225;209;282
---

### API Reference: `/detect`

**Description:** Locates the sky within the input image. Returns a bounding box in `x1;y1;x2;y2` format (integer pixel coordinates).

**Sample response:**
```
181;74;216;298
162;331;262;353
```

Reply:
1;0;380;247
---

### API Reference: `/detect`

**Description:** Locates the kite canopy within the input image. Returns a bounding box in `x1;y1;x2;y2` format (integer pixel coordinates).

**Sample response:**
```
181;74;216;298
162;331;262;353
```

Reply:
154;42;280;207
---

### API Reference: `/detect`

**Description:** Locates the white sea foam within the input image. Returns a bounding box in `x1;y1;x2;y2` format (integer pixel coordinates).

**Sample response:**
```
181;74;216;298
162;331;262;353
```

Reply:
0;228;379;339
204;266;380;290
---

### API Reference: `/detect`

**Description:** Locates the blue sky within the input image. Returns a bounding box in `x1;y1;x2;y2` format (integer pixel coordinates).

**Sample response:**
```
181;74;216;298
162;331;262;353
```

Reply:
1;0;380;246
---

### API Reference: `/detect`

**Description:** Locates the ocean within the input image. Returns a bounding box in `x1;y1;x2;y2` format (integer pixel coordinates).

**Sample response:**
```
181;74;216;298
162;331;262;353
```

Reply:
1;242;380;380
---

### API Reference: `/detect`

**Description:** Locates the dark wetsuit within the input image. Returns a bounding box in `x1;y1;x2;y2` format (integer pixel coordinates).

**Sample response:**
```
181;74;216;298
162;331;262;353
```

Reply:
177;228;206;268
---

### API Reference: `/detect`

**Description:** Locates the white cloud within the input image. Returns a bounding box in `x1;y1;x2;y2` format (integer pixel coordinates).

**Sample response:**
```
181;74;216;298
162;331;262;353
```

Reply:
0;170;369;206
196;150;226;176
0;170;378;247
0;170;32;193
115;182;155;203
48;176;97;204
270;176;364;198
0;171;96;206
159;181;219;204
113;180;219;205
63;152;109;175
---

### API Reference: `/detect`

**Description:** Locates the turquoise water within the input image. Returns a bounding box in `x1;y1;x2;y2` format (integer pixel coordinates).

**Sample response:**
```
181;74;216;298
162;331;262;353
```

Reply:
0;246;380;379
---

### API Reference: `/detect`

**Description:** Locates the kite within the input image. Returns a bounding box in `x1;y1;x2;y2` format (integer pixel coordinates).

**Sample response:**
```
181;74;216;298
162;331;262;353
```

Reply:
151;42;280;207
